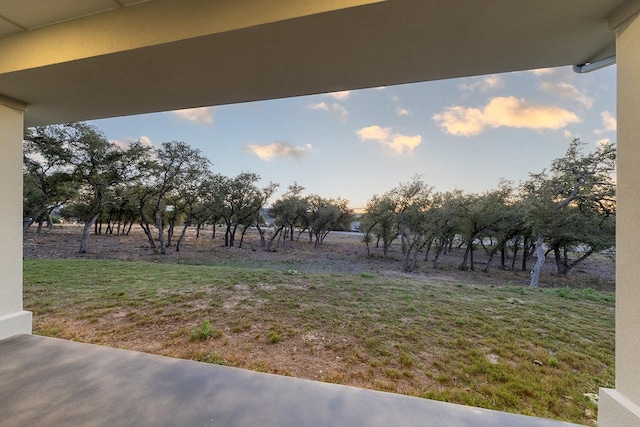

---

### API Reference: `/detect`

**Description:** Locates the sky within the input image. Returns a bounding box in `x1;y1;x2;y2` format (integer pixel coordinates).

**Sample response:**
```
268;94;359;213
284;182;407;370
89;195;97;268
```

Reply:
88;65;617;211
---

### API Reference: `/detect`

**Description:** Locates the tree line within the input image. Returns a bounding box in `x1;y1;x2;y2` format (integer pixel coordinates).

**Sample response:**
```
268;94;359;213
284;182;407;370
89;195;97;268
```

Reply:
24;123;615;287
360;139;615;287
23;123;353;254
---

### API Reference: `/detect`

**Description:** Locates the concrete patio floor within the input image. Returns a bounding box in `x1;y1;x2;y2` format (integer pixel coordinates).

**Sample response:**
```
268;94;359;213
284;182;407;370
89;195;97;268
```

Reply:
0;334;584;426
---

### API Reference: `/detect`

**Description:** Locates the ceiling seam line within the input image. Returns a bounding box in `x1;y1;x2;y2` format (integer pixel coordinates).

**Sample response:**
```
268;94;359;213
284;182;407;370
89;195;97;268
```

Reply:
0;14;27;32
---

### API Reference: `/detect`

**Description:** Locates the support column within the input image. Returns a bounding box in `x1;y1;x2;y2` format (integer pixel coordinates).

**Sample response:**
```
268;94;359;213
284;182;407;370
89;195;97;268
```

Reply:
598;6;640;427
0;97;31;340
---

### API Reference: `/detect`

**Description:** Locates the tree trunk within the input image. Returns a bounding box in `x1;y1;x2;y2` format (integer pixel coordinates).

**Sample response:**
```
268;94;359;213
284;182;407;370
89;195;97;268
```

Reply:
239;226;249;248
553;248;570;276
224;223;231;246
255;223;266;247
230;224;238;247
176;223;189;252
483;249;496;273
460;233;477;270
402;244;412;271
167;220;175;247
79;213;101;253
529;233;545;288
432;244;444;269
423;238;433;262
266;226;284;251
139;222;156;248
521;235;529;271
553;247;594;276
155;209;166;255
511;238;519;271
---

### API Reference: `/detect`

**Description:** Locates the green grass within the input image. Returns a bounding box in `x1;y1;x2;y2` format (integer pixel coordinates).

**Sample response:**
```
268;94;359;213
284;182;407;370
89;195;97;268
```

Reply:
23;258;614;425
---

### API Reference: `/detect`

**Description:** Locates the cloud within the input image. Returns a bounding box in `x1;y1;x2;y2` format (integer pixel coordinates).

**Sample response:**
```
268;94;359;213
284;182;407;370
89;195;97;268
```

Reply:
529;68;554;76
396;107;411;117
595;110;617;134
458;75;503;92
597;138;612;149
433;96;579;136
309;102;329;111
538;81;593;108
308;102;348;122
326;90;351;100
357;125;422;154
110;135;154;150
170;107;214;125
246;142;312;161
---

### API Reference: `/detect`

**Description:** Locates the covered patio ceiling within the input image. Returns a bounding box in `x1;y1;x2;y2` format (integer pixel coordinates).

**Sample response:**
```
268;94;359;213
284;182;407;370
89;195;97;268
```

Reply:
0;0;627;127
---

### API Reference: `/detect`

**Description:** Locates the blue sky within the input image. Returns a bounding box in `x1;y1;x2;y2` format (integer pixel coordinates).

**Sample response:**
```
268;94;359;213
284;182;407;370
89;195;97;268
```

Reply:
89;65;616;211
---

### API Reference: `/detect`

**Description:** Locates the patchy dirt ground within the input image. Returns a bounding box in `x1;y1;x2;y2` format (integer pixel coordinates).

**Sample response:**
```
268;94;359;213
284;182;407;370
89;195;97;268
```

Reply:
24;224;615;291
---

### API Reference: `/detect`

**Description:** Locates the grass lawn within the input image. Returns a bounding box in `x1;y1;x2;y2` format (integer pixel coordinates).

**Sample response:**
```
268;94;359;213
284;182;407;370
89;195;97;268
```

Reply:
24;258;614;425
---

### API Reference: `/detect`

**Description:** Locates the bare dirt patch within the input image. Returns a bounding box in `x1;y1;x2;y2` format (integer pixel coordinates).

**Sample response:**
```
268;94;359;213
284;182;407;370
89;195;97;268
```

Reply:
25;224;615;290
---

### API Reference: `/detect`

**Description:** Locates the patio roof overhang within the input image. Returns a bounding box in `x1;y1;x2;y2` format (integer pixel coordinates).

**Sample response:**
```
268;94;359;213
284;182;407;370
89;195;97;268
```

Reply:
2;1;640;426
0;0;626;127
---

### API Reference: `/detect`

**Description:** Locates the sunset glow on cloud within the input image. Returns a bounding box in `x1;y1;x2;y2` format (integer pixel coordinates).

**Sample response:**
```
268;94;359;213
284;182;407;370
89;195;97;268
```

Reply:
458;75;503;92
247;142;312;161
357;125;422;154
433;96;579;136
327;90;351;100
170;107;214;125
529;68;554;76
308;102;348;122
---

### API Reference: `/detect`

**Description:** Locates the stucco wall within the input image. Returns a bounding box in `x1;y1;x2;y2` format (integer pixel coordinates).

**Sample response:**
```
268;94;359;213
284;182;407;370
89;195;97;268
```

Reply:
0;103;31;339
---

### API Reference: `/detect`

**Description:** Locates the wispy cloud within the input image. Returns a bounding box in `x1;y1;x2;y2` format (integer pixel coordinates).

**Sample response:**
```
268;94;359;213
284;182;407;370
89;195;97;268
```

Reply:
326;90;351;100
110;135;154;150
247;142;312;161
308;102;348;122
309;102;329;111
169;107;214;125
538;81;593;108
529;68;554;76
357;125;422;154
396;107;411;117
595;110;617;134
458;75;503;92
433;96;579;136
